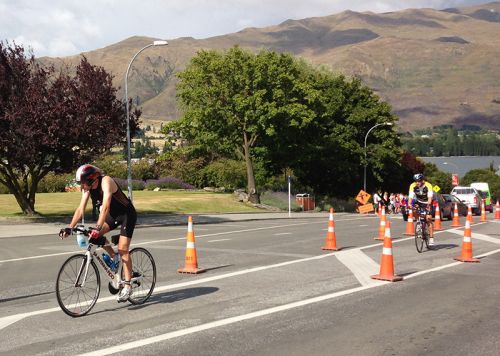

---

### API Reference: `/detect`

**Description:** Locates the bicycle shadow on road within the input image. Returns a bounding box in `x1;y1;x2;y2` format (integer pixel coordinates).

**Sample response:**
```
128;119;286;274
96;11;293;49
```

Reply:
128;287;219;310
431;243;458;251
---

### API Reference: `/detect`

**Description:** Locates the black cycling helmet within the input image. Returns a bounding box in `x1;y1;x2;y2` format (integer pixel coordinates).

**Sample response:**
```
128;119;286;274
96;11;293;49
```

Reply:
413;173;424;181
76;164;101;185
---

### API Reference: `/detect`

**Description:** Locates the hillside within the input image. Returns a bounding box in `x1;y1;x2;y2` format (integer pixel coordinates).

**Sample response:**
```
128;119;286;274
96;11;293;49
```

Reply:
41;2;500;132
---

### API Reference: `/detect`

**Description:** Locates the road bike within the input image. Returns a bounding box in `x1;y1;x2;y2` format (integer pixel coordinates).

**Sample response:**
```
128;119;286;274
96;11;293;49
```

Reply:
413;205;432;253
55;226;156;317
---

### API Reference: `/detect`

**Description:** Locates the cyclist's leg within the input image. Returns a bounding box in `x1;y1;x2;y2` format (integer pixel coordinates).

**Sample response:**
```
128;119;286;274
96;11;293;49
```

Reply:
118;209;137;289
101;216;117;258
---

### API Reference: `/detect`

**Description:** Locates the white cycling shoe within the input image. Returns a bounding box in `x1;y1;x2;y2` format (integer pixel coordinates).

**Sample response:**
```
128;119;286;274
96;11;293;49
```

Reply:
117;286;132;303
429;238;435;246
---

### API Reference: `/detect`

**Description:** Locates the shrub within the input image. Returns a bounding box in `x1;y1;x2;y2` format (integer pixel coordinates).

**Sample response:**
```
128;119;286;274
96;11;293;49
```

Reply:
145;176;195;190
113;178;145;191
315;196;357;212
93;154;128;179
37;173;73;193
0;183;10;194
132;159;157;180
198;158;246;190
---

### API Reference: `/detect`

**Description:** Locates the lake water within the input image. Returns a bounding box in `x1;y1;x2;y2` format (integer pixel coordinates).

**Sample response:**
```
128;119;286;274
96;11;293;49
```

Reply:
419;156;500;177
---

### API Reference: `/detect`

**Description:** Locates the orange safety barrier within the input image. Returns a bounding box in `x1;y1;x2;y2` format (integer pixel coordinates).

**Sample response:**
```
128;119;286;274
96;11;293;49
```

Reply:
451;203;461;227
480;200;487;222
434;204;442;231
178;216;206;274
495;200;500;220
371;220;403;282
374;206;386;241
403;208;415;236
322;208;340;251
454;220;480;263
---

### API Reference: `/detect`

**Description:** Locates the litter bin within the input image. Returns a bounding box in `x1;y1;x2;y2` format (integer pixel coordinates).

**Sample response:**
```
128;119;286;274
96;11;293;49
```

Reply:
296;193;315;211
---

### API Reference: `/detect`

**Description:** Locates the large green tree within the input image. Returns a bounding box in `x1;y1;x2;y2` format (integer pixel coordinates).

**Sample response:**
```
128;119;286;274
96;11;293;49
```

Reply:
0;42;140;214
167;46;399;200
167;47;317;203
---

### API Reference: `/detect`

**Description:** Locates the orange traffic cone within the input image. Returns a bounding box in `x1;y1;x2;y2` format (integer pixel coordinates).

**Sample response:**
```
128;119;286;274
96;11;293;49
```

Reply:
178;216;206;274
434;203;442;231
403;207;415;236
466;205;474;224
480;200;487;222
495;200;500;220
454;220;480;263
451;203;461;227
374;206;386;240
371;221;403;282
322;208;340;250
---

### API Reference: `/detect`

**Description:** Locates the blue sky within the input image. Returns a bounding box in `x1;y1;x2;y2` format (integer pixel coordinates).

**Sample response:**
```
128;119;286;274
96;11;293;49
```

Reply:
0;0;490;57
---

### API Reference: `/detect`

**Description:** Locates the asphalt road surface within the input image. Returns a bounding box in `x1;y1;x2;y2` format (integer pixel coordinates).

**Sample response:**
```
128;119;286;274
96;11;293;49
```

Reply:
1;213;499;355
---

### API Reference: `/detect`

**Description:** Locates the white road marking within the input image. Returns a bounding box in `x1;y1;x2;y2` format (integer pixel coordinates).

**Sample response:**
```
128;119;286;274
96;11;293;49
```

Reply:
274;232;292;236
447;229;500;245
335;250;386;286
359;224;368;227
207;239;231;243
81;246;500;356
0;216;371;263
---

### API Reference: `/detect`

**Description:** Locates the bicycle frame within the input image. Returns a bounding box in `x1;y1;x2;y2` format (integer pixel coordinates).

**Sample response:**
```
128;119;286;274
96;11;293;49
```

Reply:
76;243;123;290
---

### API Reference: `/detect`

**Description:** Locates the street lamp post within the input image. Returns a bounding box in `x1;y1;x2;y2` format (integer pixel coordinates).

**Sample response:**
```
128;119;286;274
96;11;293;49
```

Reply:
363;122;393;192
125;40;168;202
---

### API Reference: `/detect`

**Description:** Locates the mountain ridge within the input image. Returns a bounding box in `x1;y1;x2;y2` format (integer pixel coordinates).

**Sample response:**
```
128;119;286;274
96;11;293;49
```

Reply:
40;2;500;131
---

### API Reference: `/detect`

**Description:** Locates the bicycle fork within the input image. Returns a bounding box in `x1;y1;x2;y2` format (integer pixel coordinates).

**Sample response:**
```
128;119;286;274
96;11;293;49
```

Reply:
74;250;92;288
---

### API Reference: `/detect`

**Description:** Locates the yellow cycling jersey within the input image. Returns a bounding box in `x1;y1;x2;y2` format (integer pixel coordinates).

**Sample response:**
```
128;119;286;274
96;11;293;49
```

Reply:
408;181;433;204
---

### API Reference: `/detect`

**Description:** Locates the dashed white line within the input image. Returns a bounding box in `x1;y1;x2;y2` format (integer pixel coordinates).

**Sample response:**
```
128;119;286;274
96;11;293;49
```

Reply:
207;239;231;243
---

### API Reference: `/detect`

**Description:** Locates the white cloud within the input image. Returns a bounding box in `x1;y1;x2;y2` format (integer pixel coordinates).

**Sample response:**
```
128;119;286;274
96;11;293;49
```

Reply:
1;0;489;57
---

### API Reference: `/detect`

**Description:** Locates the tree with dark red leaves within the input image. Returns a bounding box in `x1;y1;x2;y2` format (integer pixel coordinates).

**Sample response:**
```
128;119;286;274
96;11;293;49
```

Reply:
0;42;140;215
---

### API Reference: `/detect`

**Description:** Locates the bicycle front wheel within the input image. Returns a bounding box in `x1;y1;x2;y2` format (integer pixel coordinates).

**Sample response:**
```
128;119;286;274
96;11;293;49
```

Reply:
424;224;431;250
414;222;424;253
56;254;100;317
127;247;156;305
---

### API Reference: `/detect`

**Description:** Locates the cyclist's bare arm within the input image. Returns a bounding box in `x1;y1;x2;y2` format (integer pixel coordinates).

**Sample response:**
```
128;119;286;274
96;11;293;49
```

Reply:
61;191;91;238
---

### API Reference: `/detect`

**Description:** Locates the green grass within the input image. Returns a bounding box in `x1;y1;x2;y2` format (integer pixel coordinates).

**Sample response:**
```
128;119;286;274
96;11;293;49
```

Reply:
0;191;263;218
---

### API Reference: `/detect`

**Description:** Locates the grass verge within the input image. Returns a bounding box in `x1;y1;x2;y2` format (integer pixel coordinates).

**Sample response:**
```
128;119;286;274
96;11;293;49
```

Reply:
0;191;263;218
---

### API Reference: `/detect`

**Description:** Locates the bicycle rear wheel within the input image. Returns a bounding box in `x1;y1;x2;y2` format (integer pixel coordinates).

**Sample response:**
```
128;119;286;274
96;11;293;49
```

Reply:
56;254;100;317
126;247;156;305
414;222;424;253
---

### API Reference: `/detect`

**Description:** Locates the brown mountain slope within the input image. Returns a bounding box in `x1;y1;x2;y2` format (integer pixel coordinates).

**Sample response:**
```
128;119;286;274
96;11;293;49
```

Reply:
42;2;500;131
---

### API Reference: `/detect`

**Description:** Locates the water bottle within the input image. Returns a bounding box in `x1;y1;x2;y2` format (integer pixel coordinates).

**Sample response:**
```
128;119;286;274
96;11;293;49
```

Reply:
76;230;88;248
102;253;114;269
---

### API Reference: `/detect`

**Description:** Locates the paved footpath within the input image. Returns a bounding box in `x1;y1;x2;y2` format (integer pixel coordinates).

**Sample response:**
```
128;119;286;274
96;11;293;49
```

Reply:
0;211;334;238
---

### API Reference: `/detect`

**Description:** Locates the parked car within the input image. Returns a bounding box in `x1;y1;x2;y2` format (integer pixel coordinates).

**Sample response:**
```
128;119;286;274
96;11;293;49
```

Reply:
450;186;482;215
438;193;468;220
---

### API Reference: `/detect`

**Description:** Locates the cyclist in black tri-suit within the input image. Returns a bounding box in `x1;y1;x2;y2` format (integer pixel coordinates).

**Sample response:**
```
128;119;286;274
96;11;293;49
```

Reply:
60;164;137;302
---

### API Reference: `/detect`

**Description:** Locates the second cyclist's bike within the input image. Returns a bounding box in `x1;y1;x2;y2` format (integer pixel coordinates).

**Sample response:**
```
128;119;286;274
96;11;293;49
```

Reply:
413;205;432;253
56;226;156;317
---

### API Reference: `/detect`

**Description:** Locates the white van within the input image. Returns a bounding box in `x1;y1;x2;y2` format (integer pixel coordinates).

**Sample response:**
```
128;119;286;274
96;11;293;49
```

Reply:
470;182;493;212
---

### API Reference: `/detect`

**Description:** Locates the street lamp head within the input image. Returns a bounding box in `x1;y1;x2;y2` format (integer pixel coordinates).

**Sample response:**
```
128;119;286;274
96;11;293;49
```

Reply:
385;122;393;126
153;40;168;46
